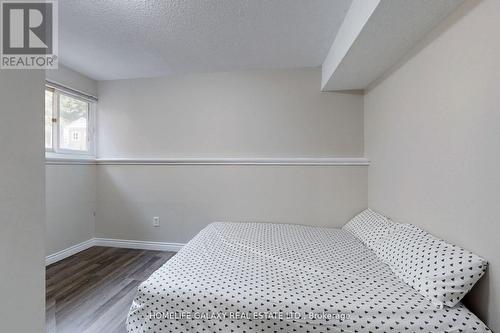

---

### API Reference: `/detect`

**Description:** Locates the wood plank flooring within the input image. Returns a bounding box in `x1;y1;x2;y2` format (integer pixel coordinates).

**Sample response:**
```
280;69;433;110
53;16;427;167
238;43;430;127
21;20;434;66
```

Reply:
46;246;175;333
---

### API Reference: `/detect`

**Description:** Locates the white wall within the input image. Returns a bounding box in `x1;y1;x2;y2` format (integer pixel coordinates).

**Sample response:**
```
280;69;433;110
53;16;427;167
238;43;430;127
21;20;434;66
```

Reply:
45;165;96;255
45;66;98;256
96;68;367;242
365;0;499;330
97;68;364;158
46;63;98;96
0;70;45;332
96;165;366;243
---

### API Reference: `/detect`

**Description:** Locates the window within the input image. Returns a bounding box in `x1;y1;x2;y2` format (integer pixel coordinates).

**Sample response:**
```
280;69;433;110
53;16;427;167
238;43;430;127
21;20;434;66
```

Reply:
45;85;95;156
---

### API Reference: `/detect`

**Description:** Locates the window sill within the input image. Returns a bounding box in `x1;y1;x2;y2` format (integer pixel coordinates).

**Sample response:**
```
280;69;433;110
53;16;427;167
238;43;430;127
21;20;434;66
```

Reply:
45;152;96;165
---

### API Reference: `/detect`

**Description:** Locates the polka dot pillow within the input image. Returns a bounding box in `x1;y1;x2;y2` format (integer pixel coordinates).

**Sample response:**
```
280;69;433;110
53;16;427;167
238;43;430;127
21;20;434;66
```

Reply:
376;224;488;308
342;208;396;249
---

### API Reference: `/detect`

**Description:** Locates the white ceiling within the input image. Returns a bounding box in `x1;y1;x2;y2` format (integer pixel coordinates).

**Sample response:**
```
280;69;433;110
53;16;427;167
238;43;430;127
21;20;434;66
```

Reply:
321;0;465;91
58;0;353;81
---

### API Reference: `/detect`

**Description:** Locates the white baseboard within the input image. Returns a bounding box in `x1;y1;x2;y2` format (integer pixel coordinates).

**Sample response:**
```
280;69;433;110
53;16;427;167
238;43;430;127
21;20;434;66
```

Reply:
45;238;185;266
45;239;95;266
94;238;185;252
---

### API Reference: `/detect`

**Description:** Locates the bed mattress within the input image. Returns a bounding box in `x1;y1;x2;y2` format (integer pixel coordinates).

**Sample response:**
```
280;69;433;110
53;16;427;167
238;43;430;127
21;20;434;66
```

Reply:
127;222;490;332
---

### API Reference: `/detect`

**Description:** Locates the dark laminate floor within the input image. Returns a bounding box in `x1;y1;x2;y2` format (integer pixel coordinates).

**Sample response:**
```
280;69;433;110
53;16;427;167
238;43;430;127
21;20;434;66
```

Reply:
46;246;175;333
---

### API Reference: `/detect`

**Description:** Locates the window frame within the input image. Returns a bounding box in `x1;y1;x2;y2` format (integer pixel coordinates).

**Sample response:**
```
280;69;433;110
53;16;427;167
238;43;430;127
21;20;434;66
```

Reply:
45;87;55;151
45;84;96;158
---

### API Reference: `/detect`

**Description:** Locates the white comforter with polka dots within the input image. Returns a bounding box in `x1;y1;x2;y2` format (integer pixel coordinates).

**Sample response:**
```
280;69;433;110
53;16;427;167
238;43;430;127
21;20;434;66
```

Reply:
127;222;490;333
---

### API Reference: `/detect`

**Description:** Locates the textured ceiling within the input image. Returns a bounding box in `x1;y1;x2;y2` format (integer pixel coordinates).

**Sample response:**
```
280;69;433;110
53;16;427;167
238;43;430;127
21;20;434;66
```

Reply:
58;0;352;81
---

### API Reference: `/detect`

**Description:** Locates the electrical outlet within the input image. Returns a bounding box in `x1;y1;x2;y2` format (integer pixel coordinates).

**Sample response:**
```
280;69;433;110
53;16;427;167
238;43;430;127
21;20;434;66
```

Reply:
153;216;160;227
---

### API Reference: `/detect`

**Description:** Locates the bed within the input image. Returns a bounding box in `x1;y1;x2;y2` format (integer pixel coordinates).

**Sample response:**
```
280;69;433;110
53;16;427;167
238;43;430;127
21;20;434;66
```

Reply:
127;221;490;333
